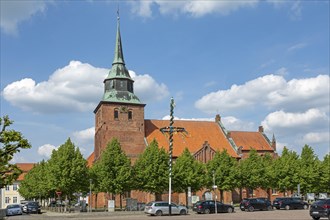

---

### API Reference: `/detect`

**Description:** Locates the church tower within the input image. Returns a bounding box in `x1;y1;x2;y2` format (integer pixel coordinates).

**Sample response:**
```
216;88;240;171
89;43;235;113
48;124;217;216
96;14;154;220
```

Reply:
94;16;146;161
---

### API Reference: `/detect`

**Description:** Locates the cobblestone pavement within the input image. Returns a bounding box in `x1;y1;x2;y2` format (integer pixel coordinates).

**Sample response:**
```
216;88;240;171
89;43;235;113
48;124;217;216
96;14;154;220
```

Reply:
4;209;314;220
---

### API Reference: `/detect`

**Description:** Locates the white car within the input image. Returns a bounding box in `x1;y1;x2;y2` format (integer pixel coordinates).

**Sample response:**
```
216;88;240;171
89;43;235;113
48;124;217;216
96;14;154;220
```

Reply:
6;204;23;216
144;201;188;216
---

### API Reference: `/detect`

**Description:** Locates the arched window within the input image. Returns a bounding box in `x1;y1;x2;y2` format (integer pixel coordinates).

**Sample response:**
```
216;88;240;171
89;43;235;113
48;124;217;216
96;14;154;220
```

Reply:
114;109;119;119
128;110;132;120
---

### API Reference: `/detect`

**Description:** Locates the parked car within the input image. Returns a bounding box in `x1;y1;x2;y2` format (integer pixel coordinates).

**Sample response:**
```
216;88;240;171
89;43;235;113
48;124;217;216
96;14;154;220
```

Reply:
23;201;41;214
194;200;234;214
309;199;330;220
192;201;203;212
273;197;308;210
6;204;22;216
240;198;272;212
144;201;188;216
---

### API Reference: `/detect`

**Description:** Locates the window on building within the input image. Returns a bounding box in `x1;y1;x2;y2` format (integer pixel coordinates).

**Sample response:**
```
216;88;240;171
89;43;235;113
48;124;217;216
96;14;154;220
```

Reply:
5;197;10;203
13;184;18;191
128;111;132;120
114;110;119;119
272;188;278;195
5;185;10;191
13;197;17;203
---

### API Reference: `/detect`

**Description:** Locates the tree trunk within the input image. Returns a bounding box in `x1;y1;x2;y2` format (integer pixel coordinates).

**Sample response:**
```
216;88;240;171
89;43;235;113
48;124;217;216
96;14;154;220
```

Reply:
95;193;98;209
220;189;224;202
155;193;162;201
120;193;123;210
185;189;188;208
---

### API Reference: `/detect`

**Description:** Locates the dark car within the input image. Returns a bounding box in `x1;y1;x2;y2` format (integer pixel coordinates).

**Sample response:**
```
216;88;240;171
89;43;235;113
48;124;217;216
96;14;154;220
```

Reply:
309;199;330;220
240;198;272;212
192;201;203;212
195;200;234;214
273;197;308;210
24;201;41;214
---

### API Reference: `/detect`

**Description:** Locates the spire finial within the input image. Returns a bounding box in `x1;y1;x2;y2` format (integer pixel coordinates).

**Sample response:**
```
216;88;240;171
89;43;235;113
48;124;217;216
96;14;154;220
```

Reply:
117;5;120;21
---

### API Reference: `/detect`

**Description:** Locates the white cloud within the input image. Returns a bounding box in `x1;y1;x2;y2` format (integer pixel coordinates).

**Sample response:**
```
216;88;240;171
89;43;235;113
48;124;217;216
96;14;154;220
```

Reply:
287;43;307;52
301;132;330;145
72;127;95;144
3;61;169;113
222;116;255;131
0;0;52;35
38;144;57;158
262;108;329;132
129;70;169;103
130;0;259;18
195;74;329;114
274;67;288;76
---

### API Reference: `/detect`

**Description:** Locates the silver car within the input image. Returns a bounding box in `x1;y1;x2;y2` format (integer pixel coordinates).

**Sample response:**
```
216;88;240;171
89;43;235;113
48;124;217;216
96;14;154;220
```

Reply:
6;204;23;216
144;201;188;216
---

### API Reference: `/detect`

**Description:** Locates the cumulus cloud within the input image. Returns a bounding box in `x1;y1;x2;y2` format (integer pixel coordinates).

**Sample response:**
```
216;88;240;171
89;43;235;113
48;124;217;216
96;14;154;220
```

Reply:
38;144;57;158
129;1;307;19
301;132;330;145
195;74;329;114
129;71;169;103
72;127;95;144
3;61;169;113
222;116;255;131
130;0;259;17
0;0;52;35
262;109;329;132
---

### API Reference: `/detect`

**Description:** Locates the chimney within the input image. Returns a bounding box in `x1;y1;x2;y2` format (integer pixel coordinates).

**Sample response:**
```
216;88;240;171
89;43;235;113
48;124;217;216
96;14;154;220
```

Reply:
227;131;231;138
215;114;221;122
258;126;264;133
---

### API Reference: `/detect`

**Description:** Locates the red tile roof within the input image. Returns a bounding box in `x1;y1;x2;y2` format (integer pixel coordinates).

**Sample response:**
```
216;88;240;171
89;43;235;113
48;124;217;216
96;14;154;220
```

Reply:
16;163;35;181
86;152;95;168
230;131;273;151
145;120;239;158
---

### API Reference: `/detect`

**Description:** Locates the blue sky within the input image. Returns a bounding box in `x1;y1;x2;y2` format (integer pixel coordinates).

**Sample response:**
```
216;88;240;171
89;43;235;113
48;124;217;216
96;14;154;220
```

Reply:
1;0;329;163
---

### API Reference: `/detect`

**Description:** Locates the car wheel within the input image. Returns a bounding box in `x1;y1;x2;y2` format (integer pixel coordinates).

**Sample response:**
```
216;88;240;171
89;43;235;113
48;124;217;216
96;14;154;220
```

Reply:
285;205;290;210
276;207;280;210
180;209;187;215
248;206;254;212
303;204;308;210
204;208;210;214
267;206;272;211
155;210;162;216
227;207;233;213
312;217;320;220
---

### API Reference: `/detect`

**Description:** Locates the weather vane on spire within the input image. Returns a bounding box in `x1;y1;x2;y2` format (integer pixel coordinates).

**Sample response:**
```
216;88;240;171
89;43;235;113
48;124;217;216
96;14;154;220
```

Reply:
117;5;120;21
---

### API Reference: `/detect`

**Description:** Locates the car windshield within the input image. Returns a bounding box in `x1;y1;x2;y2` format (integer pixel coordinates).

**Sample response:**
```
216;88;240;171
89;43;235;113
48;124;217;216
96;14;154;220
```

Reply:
28;202;39;206
314;200;327;205
7;204;20;209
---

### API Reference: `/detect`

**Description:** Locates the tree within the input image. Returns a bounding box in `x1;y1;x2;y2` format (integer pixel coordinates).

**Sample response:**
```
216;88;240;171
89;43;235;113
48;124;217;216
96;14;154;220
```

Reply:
94;138;132;208
318;154;330;193
298;145;320;194
133;139;168;199
172;148;206;206
239;149;264;197
0;115;31;188
206;149;238;201
47;138;89;202
259;153;275;199
19;160;50;203
273;147;300;194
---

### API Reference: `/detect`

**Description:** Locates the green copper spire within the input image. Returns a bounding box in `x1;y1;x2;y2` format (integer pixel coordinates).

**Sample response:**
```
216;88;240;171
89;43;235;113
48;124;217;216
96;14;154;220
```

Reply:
102;13;142;104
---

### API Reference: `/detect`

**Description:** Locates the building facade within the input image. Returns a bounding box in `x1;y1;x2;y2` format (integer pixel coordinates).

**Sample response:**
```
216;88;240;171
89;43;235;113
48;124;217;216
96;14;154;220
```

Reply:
0;163;35;208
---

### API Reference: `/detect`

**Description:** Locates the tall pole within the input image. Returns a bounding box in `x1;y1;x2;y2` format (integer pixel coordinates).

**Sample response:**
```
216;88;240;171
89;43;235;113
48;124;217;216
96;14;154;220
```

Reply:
168;97;174;215
213;171;217;214
89;179;92;212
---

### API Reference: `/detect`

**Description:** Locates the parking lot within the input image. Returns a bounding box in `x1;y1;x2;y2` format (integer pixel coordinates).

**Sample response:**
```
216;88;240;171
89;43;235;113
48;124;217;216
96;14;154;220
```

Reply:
4;209;315;220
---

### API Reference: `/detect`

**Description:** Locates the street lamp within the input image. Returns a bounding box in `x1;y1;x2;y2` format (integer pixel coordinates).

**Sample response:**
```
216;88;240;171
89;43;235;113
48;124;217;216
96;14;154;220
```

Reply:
212;171;217;214
89;179;92;212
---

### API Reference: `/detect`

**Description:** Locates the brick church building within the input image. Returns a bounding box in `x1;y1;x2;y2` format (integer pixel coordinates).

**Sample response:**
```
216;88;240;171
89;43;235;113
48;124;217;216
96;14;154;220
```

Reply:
87;17;281;208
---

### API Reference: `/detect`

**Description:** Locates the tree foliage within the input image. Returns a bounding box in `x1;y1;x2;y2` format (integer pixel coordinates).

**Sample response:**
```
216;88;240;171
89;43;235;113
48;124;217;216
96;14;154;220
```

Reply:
298;145;320;194
272;147;300;193
172;148;206;204
95;138;132;198
0;115;31;188
318;154;330;193
133;139;168;195
47;138;89;199
206;149;237;201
